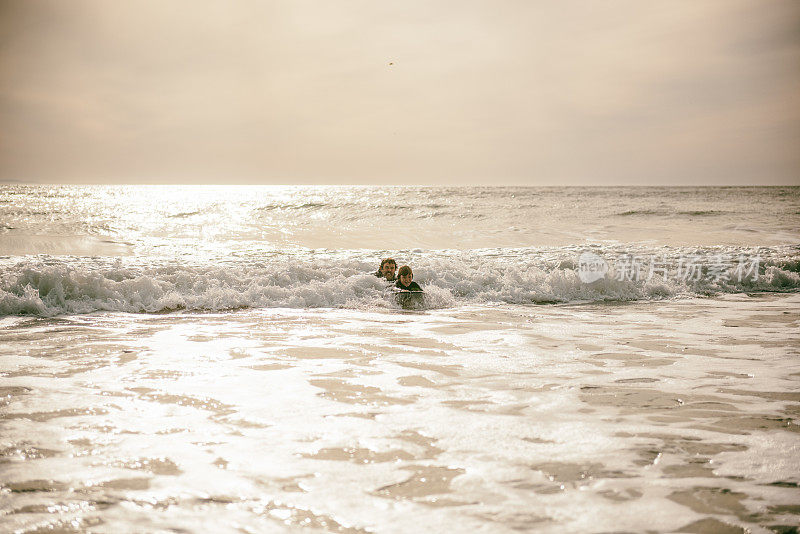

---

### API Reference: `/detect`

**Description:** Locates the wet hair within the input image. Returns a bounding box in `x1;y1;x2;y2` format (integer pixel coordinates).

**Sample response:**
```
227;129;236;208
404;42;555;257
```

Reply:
398;265;412;277
380;258;396;269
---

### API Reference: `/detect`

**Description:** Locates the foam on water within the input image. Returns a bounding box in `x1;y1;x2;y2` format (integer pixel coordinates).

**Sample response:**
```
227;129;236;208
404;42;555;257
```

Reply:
1;296;798;532
1;246;798;316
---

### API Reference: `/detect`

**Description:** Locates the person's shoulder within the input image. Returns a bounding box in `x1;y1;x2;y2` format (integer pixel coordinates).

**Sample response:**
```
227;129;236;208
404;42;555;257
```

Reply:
409;282;422;291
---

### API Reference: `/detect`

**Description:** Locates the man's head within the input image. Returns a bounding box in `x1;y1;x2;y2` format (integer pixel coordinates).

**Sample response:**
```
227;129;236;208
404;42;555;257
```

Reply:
398;265;413;286
380;258;397;280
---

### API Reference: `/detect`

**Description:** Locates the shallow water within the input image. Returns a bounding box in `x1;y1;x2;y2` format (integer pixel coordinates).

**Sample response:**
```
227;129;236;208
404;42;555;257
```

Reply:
2;293;799;533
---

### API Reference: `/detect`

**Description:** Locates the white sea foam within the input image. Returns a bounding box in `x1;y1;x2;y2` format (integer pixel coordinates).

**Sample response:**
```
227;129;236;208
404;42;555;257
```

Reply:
2;185;799;315
2;295;798;532
1;246;797;316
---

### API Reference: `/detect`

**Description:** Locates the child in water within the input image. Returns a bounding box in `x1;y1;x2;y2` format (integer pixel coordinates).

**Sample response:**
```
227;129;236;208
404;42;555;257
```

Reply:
395;265;422;292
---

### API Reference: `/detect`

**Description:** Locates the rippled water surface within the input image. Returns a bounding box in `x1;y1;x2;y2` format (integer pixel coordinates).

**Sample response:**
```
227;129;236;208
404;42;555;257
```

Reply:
2;295;799;533
2;185;799;255
1;186;799;532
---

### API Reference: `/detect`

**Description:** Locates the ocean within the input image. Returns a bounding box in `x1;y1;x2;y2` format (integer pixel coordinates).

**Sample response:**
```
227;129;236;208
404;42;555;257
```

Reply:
1;185;799;533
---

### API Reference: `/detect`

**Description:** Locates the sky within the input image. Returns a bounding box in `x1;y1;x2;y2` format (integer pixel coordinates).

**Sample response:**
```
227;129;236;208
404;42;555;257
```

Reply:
1;0;798;185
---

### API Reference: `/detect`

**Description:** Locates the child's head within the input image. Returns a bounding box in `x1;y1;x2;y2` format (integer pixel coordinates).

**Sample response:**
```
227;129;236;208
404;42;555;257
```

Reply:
398;265;413;285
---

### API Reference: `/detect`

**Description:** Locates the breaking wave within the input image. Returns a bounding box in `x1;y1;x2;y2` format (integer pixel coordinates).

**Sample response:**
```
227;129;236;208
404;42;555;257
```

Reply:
1;246;798;316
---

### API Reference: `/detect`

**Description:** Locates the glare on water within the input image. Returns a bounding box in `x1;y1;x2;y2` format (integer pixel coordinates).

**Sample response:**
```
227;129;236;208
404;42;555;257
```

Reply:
1;296;799;532
2;186;799;257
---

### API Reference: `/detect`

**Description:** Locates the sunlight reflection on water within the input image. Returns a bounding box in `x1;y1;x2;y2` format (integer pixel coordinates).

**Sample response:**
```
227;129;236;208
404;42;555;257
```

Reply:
2;185;799;256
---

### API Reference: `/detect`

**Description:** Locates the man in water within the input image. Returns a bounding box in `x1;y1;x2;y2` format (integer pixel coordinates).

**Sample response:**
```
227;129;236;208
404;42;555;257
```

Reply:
375;258;397;281
395;265;422;291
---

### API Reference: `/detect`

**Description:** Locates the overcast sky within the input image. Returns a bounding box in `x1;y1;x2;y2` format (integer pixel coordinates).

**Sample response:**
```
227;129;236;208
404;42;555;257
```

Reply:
1;0;798;185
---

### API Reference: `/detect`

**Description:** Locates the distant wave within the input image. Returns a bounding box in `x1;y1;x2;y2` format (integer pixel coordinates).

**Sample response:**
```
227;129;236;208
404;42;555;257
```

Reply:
616;209;666;216
677;210;726;216
1;246;798;316
168;210;203;218
616;209;727;217
256;202;329;211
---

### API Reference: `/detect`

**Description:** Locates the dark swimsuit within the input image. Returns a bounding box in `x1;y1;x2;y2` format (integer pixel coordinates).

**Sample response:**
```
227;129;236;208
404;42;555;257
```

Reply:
395;281;422;292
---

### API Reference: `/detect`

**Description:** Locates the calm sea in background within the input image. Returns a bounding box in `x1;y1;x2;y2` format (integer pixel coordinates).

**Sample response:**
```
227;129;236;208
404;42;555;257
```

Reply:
1;185;799;533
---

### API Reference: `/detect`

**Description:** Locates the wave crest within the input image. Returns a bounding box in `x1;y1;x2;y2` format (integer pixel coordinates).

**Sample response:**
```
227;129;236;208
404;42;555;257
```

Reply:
1;247;798;316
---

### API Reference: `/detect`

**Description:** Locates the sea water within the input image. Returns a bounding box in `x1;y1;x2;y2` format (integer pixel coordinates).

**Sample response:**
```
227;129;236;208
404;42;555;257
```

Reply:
1;185;799;533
